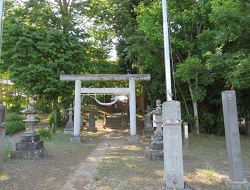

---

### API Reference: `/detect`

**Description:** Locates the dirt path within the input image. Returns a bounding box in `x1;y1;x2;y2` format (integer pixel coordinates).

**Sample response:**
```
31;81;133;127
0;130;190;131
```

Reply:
62;131;117;190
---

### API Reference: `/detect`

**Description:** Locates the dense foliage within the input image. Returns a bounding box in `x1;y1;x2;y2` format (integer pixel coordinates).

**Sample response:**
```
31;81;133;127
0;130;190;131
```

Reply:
85;0;250;134
6;113;25;135
1;0;249;135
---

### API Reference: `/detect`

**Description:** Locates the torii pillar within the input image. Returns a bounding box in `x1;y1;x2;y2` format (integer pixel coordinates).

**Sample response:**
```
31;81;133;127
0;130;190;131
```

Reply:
60;74;151;143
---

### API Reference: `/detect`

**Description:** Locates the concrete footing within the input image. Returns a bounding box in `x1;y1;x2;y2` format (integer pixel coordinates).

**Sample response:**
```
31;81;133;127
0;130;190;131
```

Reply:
222;178;250;190
70;136;83;143
128;135;140;143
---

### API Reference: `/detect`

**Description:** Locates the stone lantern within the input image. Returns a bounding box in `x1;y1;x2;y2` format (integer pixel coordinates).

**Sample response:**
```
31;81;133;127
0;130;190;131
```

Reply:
11;99;47;159
152;99;163;134
145;99;164;161
21;99;39;134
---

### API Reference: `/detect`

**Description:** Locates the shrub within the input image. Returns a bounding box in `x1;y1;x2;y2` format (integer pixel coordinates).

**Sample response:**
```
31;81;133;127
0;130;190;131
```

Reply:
48;111;62;127
38;127;52;139
182;114;197;132
6;113;26;135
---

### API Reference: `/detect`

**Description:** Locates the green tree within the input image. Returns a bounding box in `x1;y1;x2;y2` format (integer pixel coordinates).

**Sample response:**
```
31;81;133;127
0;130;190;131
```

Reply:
1;0;91;126
208;0;250;89
135;0;214;132
175;56;214;133
204;0;250;133
85;0;152;110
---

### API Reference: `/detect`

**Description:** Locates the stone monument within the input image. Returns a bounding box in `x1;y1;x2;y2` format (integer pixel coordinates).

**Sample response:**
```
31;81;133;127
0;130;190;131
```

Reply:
87;109;97;132
0;104;6;171
143;106;153;136
221;90;250;190
162;101;185;189
183;122;189;149
183;122;188;139
64;104;74;134
11;99;47;159
145;100;164;161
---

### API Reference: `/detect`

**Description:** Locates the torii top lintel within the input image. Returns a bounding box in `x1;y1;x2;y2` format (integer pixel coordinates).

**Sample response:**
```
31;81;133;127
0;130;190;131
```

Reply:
60;74;151;81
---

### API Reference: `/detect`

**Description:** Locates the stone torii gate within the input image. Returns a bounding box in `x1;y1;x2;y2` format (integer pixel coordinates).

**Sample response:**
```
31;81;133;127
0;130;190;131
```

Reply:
60;74;151;143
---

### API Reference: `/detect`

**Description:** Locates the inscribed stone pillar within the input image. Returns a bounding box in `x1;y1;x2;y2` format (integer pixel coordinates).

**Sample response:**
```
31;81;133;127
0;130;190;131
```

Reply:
221;91;250;189
73;79;82;137
143;108;153;136
221;90;244;181
162;101;184;190
0;104;6;171
88;109;97;132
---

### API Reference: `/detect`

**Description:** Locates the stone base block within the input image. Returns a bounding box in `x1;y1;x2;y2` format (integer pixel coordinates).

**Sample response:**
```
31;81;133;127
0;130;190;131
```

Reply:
70;136;83;143
87;127;97;132
183;139;189;149
10;148;48;159
128;135;140;143
145;147;164;161
149;141;163;150
143;129;154;137
151;134;163;142
222;178;250;190
63;128;74;134
16;141;44;150
20;134;40;142
165;183;193;190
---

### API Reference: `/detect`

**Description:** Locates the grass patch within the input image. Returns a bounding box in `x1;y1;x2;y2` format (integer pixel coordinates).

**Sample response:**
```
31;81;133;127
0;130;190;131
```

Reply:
1;116;249;190
0;129;107;190
0;172;9;181
88;134;165;190
89;133;250;190
204;164;216;181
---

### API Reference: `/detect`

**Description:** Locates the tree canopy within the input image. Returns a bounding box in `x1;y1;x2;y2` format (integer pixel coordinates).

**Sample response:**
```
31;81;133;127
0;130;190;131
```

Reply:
1;0;250;134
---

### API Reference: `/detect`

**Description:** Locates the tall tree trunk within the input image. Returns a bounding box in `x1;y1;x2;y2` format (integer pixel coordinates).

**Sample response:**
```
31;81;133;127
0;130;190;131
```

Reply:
188;82;199;133
178;84;190;116
193;100;199;133
53;97;58;128
140;85;146;113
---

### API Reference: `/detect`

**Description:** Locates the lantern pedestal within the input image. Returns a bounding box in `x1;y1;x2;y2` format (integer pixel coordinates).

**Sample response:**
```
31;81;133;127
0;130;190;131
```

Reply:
10;100;47;159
